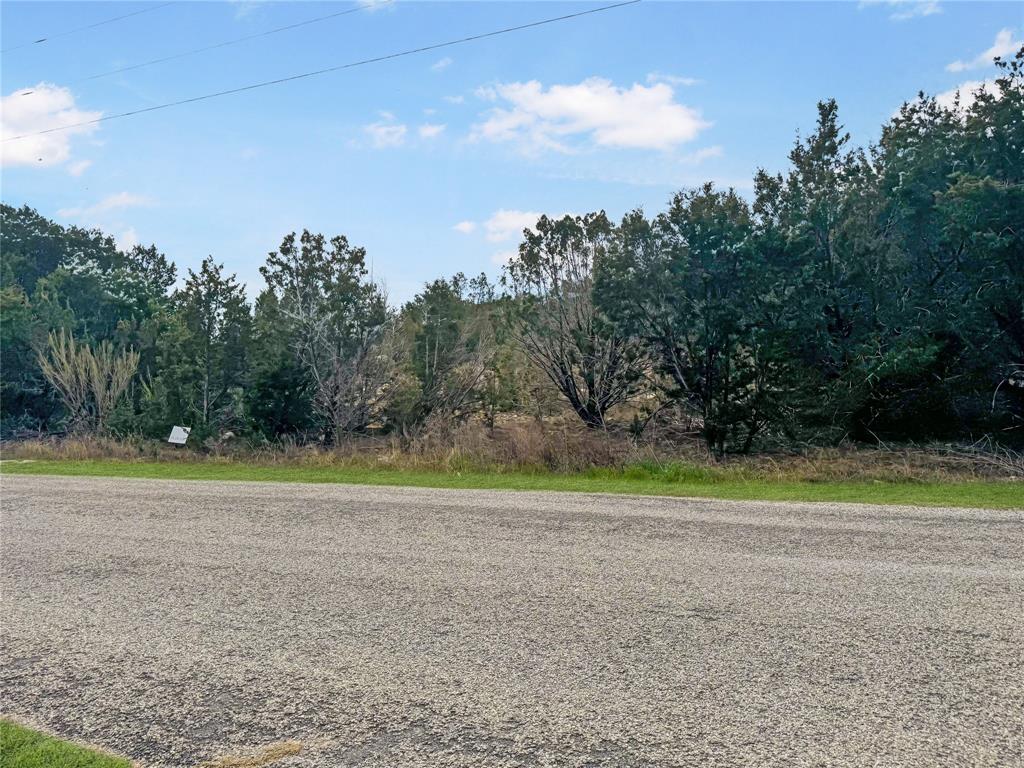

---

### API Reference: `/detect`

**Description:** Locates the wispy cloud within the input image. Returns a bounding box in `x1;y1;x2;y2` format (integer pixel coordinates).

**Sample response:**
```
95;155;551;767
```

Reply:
470;77;709;154
947;28;1018;72
0;82;101;170
418;123;446;139
364;121;407;148
456;209;583;244
431;57;453;72
483;209;543;242
57;192;153;220
358;0;395;12
859;0;942;21
694;145;724;161
646;72;701;87
67;159;92;177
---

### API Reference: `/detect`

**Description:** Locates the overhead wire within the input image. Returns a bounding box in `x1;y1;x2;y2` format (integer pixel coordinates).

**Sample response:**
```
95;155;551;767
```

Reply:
77;2;382;83
3;0;641;143
1;2;176;54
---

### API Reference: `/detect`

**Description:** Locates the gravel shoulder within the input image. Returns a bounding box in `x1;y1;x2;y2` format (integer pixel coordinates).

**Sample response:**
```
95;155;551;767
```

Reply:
2;474;1022;767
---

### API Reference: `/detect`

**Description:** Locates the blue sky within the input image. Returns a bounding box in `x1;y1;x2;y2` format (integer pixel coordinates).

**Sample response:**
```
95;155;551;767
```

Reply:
1;0;1020;303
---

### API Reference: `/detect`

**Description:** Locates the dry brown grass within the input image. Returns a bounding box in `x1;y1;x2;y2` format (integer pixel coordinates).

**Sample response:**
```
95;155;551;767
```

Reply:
2;420;1021;482
196;740;302;768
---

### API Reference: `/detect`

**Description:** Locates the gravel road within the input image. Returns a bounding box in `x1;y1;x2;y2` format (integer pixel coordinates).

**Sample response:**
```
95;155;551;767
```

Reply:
1;475;1022;767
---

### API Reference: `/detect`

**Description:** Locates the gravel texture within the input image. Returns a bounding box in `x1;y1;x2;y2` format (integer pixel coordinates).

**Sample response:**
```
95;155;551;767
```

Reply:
1;474;1022;767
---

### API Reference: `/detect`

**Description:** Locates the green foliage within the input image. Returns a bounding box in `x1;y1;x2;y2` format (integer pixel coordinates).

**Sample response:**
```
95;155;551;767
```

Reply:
261;230;391;439
388;273;494;434
504;212;647;428
599;185;787;453
1;47;1021;448
139;257;251;441
246;289;315;438
0;206;173;437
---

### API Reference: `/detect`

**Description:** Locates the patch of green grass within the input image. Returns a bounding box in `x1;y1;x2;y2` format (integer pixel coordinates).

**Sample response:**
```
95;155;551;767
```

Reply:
3;458;1021;509
0;720;131;768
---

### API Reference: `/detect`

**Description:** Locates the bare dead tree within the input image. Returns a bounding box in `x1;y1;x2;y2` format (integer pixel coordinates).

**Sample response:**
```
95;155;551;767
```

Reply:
301;318;400;437
414;324;491;435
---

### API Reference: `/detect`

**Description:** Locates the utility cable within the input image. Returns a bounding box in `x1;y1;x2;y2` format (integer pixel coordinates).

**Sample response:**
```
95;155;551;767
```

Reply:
3;1;640;143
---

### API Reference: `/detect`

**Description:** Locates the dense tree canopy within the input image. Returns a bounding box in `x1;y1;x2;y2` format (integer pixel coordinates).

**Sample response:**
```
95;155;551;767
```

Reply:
1;50;1021;451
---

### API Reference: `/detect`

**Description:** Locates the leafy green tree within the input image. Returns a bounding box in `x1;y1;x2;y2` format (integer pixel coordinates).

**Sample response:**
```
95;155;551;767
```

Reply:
0;204;119;293
261;230;391;441
753;100;924;442
0;286;56;435
0;205;175;436
146;257;250;438
599;188;786;453
247;289;315;438
873;48;1024;437
503;213;646;428
390;273;491;434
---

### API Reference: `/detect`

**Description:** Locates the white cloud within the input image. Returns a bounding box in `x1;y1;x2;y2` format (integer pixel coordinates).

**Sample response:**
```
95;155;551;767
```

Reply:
470;77;709;153
0;82;101;168
229;0;265;20
685;145;724;163
947;28;1018;72
934;79;988;111
358;0;394;11
364;121;407;148
646;72;701;87
859;0;942;21
116;228;139;251
418;123;446;139
484;209;543;242
431;57;453;72
443;95;465;105
67;159;92;177
456;209;572;246
57;192;152;220
491;249;518;266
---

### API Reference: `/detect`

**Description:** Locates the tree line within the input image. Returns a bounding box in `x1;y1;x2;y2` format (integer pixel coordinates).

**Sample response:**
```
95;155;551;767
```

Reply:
2;52;1021;453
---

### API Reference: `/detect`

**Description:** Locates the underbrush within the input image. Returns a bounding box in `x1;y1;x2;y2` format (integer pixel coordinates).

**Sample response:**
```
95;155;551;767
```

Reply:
3;420;1021;484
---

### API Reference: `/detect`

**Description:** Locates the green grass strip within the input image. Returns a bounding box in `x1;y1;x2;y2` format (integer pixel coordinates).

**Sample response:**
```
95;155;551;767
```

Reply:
3;459;1021;509
0;720;131;768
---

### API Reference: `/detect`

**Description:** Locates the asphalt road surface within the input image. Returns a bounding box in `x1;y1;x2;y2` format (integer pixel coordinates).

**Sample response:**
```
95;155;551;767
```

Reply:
2;475;1022;767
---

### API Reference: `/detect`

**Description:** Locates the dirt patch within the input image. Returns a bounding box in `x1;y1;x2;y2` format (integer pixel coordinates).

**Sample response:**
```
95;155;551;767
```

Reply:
197;740;302;768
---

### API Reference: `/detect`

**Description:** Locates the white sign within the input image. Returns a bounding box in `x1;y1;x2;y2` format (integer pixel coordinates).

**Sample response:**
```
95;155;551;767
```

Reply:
167;425;191;445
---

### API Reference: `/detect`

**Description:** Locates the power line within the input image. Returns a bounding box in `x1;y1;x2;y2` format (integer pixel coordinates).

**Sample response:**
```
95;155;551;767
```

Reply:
77;2;379;83
3;0;640;143
1;2;176;54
